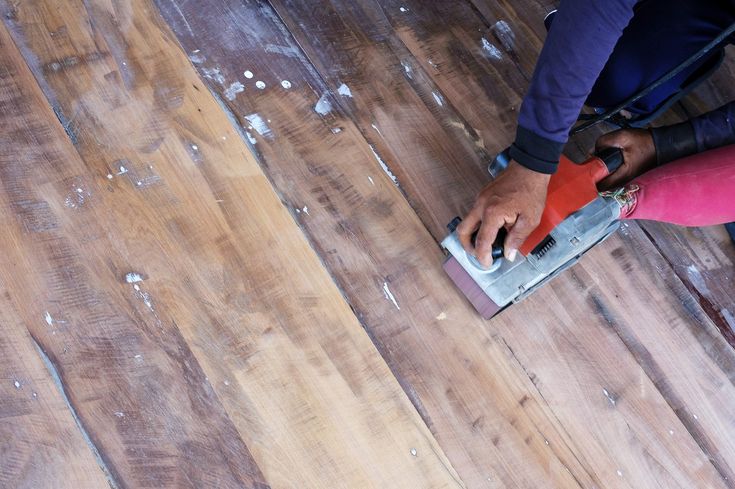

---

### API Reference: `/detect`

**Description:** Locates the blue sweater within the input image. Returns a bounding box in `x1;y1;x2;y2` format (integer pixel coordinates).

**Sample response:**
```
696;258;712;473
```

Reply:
510;0;735;173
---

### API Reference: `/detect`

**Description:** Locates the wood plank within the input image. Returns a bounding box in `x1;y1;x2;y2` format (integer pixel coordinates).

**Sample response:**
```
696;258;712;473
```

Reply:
0;13;268;489
0;293;109;486
154;1;600;487
0;1;462;487
329;0;735;483
157;0;735;486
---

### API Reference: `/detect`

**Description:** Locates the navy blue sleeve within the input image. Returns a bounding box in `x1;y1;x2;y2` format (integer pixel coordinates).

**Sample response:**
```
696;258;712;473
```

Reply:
509;0;638;174
692;102;735;151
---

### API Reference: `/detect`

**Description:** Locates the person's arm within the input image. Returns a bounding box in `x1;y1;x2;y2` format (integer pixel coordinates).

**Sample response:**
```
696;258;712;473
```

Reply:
459;0;637;267
652;102;735;164
510;0;639;174
595;102;735;190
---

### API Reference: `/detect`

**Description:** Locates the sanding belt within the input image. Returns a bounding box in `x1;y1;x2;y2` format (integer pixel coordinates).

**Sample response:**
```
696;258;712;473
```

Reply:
619;144;735;226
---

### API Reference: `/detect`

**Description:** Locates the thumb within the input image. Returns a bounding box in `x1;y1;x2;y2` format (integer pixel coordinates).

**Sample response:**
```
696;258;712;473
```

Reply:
503;215;536;262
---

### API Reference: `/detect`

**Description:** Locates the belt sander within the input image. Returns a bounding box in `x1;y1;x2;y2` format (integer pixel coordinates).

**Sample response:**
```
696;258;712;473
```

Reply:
441;148;625;319
442;143;735;319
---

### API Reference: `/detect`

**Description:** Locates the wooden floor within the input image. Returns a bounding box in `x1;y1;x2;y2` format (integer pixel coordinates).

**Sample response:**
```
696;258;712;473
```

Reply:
1;0;734;487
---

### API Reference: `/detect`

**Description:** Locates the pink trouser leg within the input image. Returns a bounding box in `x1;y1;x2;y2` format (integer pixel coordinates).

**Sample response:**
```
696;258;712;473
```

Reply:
622;145;735;226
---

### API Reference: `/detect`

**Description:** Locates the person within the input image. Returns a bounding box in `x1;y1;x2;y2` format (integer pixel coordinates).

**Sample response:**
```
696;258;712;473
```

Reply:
458;0;735;268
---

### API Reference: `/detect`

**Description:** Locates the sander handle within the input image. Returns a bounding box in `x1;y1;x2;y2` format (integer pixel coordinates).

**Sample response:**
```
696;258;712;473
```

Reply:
593;147;624;174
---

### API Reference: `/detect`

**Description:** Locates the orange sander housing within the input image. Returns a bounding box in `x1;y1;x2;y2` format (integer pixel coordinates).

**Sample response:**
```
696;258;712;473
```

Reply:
442;148;624;319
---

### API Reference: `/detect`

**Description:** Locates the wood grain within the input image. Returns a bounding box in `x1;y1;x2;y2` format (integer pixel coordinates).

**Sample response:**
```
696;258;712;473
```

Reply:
0;1;463;487
158;0;735;487
328;1;735;484
155;0;598;487
0;279;108;487
0;13;268;489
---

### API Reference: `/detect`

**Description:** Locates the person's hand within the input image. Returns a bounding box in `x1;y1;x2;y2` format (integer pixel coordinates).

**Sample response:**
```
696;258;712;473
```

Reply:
457;161;550;268
595;128;656;190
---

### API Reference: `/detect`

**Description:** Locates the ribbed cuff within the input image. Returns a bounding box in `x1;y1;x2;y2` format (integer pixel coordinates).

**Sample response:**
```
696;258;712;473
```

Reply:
651;121;698;166
508;125;565;174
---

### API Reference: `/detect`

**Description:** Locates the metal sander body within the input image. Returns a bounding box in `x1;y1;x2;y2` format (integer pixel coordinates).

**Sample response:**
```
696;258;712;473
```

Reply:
442;149;624;319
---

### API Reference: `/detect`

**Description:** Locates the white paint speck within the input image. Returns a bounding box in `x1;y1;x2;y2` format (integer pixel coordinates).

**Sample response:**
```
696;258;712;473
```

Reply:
202;66;226;85
686;265;711;297
382;282;400;310
669;430;674;435
402;61;413;79
544;439;549;445
721;309;735;333
125;272;144;283
410;448;417;456
224;380;230;386
432;91;444;106
245;131;257;145
191;144;199;151
118;165;128;175
371;123;382;136
602;388;616;406
133;284;140;291
368;176;375;185
245;113;273;138
436;312;447;321
107;174;113;180
32;392;37;398
224;81;245;101
694;414;699;420
45;311;53;326
76;188;83;193
369;145;399;187
114;412;125;418
13;380;20;389
281;80;292;89
302;206;309;215
255;80;266;89
482;38;503;60
617;470;623;477
337;83;352;98
189;52;205;64
134;354;142;360
400;7;408;12
244;70;254;79
492;20;516;51
330;127;342;134
314;92;332;116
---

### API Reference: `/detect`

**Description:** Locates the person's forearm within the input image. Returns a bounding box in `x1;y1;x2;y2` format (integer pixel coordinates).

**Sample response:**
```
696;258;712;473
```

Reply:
651;102;735;164
510;0;638;174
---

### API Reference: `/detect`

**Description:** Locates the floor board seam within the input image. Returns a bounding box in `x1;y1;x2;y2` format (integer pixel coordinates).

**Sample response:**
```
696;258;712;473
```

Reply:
29;332;121;489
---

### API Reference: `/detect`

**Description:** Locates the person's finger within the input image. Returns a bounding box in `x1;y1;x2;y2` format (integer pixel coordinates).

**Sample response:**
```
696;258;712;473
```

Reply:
594;130;627;153
503;214;538;261
474;210;506;268
456;206;482;253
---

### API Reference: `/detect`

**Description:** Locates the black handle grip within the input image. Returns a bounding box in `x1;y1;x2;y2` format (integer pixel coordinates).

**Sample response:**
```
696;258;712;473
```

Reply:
594;146;624;173
447;217;505;259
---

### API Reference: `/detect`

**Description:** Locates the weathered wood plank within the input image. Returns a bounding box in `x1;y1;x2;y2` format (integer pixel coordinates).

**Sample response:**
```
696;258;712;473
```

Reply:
0;13;268;489
340;0;735;483
154;0;602;487
0;1;462;487
157;0;735;486
0;288;109;487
